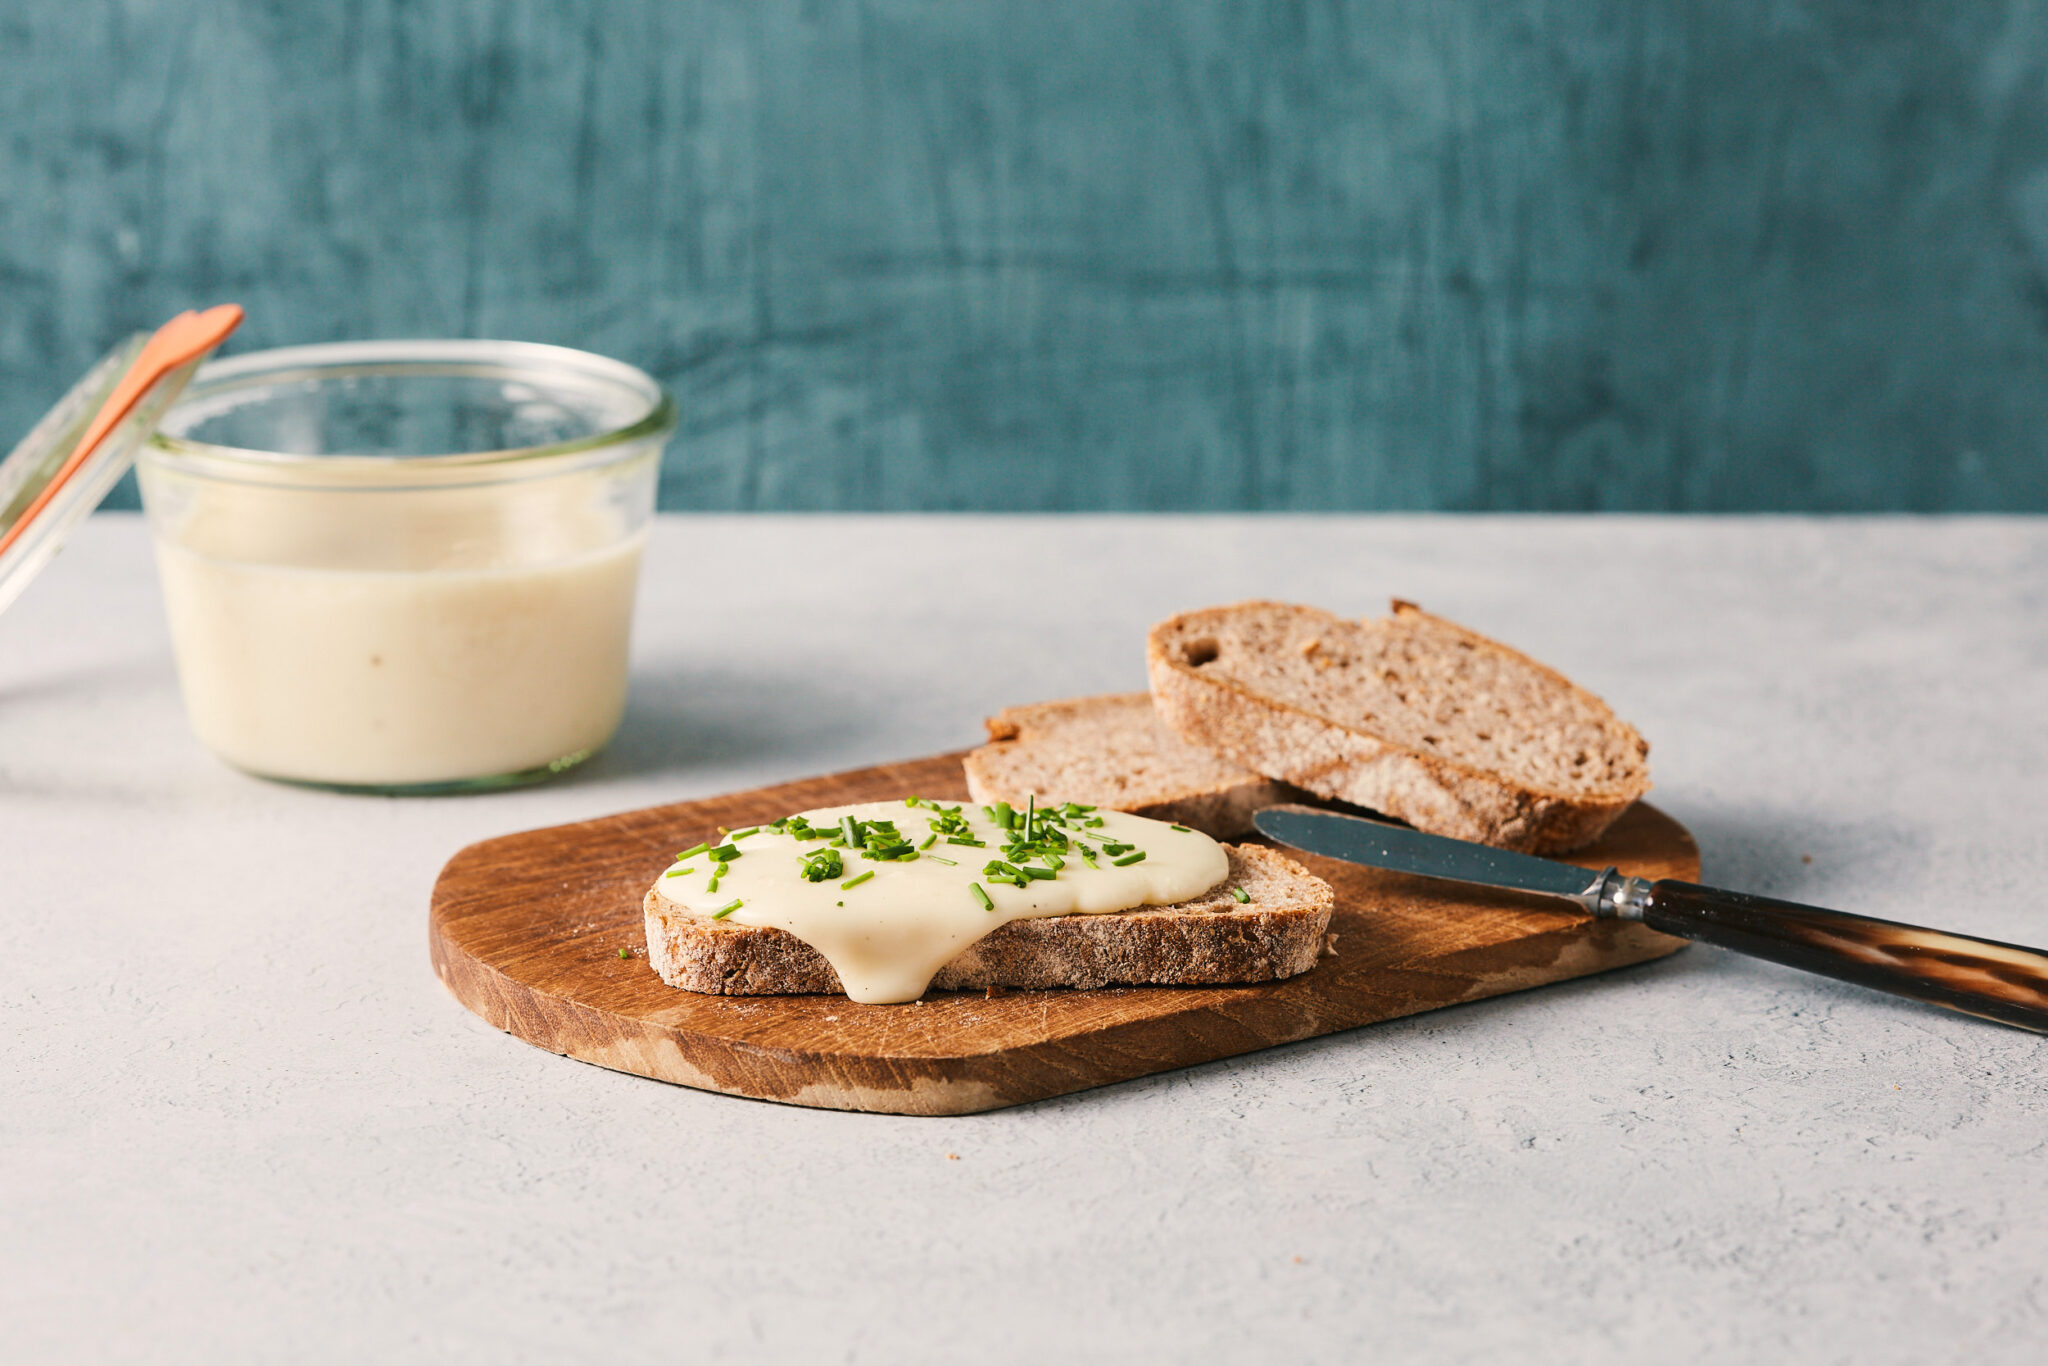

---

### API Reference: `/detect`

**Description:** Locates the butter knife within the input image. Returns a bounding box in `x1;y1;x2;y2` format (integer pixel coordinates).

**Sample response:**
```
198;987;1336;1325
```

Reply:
1254;805;2048;1033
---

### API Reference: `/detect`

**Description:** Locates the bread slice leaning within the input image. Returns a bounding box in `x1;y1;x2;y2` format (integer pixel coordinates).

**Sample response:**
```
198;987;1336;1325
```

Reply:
1148;600;1650;854
962;692;1302;838
643;845;1333;996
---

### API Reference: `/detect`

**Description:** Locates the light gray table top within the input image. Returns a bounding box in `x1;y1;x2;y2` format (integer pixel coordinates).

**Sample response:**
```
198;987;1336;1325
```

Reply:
5;513;2045;1364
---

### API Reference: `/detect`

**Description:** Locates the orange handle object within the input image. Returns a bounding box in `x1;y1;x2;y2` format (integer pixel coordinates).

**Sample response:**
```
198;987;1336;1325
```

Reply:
0;304;242;559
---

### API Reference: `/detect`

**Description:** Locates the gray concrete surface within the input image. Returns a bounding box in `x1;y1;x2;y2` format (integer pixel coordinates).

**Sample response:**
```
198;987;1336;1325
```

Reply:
4;514;2045;1363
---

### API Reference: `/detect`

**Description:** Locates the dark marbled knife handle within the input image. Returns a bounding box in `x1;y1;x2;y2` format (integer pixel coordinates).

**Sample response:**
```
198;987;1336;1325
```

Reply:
1634;881;2048;1032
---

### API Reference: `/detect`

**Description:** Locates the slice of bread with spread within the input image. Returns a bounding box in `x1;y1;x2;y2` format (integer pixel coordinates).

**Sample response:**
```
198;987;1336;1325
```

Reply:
962;692;1302;838
643;844;1332;996
1147;600;1650;854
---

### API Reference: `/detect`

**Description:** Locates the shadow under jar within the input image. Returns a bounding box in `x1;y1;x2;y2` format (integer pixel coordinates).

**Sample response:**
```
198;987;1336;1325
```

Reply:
137;340;675;793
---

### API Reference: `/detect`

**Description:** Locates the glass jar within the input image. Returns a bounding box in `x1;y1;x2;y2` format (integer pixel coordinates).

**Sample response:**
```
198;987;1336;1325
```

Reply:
137;340;675;793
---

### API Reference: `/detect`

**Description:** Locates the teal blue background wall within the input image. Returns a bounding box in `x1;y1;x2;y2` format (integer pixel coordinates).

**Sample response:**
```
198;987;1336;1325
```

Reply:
5;1;2047;512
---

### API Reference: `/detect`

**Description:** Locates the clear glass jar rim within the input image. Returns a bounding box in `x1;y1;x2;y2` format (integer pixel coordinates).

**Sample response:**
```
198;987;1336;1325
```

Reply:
144;339;677;483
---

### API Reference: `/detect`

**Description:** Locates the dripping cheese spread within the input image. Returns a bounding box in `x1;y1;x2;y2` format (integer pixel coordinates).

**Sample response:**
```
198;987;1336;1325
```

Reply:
653;798;1229;1003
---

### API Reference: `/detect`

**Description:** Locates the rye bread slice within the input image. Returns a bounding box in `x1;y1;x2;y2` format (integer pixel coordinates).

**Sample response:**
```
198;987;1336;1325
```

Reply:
643;845;1333;996
962;693;1302;838
1147;600;1650;854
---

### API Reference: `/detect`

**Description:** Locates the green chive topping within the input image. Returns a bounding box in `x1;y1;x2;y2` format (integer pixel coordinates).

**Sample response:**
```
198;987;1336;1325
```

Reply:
1112;850;1147;867
1024;795;1036;842
707;844;741;863
799;848;844;882
841;870;875;890
1230;886;1252;903
971;882;995;911
1170;825;1191;833
927;855;957;866
676;842;710;860
841;815;863;847
663;868;689;878
618;946;632;959
711;899;743;919
990;801;1013;831
730;827;760;840
919;834;937;850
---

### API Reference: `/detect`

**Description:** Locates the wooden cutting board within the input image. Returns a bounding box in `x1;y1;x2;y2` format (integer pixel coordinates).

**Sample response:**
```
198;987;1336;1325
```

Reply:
429;751;1698;1115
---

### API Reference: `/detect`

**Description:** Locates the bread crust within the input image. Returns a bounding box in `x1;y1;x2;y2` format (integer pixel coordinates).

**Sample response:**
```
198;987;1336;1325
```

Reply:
962;692;1300;838
643;845;1333;996
1147;600;1649;854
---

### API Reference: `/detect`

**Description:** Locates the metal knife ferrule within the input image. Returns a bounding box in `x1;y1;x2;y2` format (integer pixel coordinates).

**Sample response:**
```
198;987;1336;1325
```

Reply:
1580;868;1655;921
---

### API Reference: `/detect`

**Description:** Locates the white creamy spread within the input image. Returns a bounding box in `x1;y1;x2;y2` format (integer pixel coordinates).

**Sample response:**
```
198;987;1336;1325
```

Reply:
654;798;1230;1003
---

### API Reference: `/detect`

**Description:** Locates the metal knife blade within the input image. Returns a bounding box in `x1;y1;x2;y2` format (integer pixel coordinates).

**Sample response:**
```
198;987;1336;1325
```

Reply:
1252;804;1608;907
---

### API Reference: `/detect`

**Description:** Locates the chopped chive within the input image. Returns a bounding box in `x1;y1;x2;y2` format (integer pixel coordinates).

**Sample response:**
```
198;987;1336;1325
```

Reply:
730;827;760;840
841;870;875;890
1080;850;1098;868
905;796;921;808
711;899;743;919
946;836;986;848
1170;825;1191;833
927;855;957;866
675;842;710;860
1042;853;1064;870
618;946;633;959
1113;850;1147;867
841;815;862;846
1020;865;1055;881
971;882;994;911
708;844;741;863
1230;886;1252;903
663;867;690;878
1024;795;1036;842
919;834;937;850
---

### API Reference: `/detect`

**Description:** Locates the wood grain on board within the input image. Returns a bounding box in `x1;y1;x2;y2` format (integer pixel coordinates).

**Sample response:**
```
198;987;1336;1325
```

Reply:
429;751;1699;1115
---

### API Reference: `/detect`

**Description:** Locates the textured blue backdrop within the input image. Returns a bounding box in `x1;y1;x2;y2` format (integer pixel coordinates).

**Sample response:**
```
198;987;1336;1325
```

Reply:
4;1;2047;511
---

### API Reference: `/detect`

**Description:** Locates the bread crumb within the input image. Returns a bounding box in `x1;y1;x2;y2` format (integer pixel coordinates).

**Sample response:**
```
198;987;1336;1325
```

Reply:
1299;637;1321;656
985;984;1006;999
946;1153;960;1161
1801;854;1813;864
1323;932;1340;957
1291;1255;1303;1265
